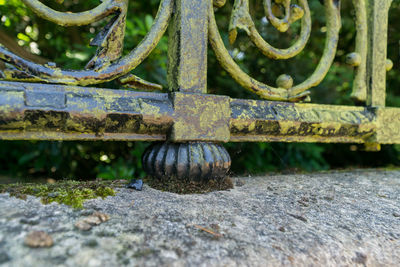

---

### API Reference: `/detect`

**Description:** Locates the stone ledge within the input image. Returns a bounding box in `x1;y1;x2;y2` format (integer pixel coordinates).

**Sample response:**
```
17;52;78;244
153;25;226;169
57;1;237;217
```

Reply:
0;170;399;266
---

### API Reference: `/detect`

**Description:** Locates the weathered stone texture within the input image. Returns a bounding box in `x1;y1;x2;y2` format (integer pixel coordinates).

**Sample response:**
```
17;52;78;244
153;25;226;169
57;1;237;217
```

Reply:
0;170;399;266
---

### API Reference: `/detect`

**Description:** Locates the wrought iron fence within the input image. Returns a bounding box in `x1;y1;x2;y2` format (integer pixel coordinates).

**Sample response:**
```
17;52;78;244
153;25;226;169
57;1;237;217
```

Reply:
0;0;397;181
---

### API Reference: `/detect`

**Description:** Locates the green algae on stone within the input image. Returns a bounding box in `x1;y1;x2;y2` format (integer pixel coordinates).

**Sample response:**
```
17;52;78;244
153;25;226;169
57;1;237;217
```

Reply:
0;180;124;208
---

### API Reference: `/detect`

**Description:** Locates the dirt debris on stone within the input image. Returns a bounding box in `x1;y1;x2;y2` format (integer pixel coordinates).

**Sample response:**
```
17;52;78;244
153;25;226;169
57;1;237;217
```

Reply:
74;220;92;231
93;211;110;222
24;231;53;248
189;224;223;239
144;176;233;194
288;213;308;223
75;212;110;231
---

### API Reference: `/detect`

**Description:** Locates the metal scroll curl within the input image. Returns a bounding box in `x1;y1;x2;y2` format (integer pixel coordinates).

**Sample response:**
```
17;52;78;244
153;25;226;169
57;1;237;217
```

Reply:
0;0;173;90
209;0;341;101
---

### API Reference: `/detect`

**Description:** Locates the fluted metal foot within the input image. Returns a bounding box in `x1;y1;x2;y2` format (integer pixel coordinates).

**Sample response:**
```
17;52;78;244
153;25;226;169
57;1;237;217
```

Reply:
142;142;231;181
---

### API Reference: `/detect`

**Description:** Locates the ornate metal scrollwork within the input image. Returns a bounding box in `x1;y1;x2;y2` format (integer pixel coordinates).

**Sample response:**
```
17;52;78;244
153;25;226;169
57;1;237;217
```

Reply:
0;0;173;90
229;0;311;59
209;0;342;101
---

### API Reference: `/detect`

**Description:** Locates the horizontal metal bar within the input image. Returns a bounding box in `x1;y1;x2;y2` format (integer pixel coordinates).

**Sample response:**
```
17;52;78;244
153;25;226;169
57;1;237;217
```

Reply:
0;81;399;144
376;107;400;144
0;132;166;141
230;99;377;143
0;81;173;140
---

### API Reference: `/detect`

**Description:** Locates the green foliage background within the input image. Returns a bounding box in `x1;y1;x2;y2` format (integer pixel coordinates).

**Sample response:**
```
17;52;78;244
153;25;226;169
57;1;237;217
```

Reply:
0;0;400;180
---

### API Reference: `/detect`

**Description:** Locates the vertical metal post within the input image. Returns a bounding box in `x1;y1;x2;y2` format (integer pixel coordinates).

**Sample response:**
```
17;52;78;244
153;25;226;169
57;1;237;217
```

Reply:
366;0;392;107
167;0;209;93
365;0;392;150
167;0;230;143
142;0;232;182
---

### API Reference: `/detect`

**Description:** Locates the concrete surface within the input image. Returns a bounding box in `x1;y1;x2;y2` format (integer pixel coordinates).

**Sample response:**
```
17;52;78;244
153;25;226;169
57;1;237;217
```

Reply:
0;169;399;266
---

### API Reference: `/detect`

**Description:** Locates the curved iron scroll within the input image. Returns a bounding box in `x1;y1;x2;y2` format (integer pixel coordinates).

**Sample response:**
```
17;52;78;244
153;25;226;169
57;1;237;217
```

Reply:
21;0;124;26
0;0;173;90
209;0;341;101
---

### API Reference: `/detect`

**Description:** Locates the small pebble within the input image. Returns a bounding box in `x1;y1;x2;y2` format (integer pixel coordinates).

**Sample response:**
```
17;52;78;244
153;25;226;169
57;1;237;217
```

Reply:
83;215;102;225
126;179;143;191
93;212;110;222
74;212;110;231
24;231;53;248
75;221;92;231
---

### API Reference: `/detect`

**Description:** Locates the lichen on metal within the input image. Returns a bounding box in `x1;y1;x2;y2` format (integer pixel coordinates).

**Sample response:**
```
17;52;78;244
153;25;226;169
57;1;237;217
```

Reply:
376;107;400;144
365;0;393;107
348;0;368;103
229;99;376;144
167;0;209;94
171;92;230;142
21;0;125;26
0;81;173;141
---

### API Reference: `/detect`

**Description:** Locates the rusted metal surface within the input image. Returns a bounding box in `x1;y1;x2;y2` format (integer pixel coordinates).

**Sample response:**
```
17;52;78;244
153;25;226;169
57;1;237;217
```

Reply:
171;92;230;142
0;0;399;181
365;0;393;107
376;108;400;144
4;80;400;145
0;81;172;141
167;0;209;93
347;0;368;103
21;0;124;26
230;99;376;143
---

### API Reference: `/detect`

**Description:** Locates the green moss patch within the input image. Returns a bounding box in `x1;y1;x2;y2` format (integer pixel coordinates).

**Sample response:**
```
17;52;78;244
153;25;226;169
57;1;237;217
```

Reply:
0;176;234;207
0;180;126;208
144;176;234;194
